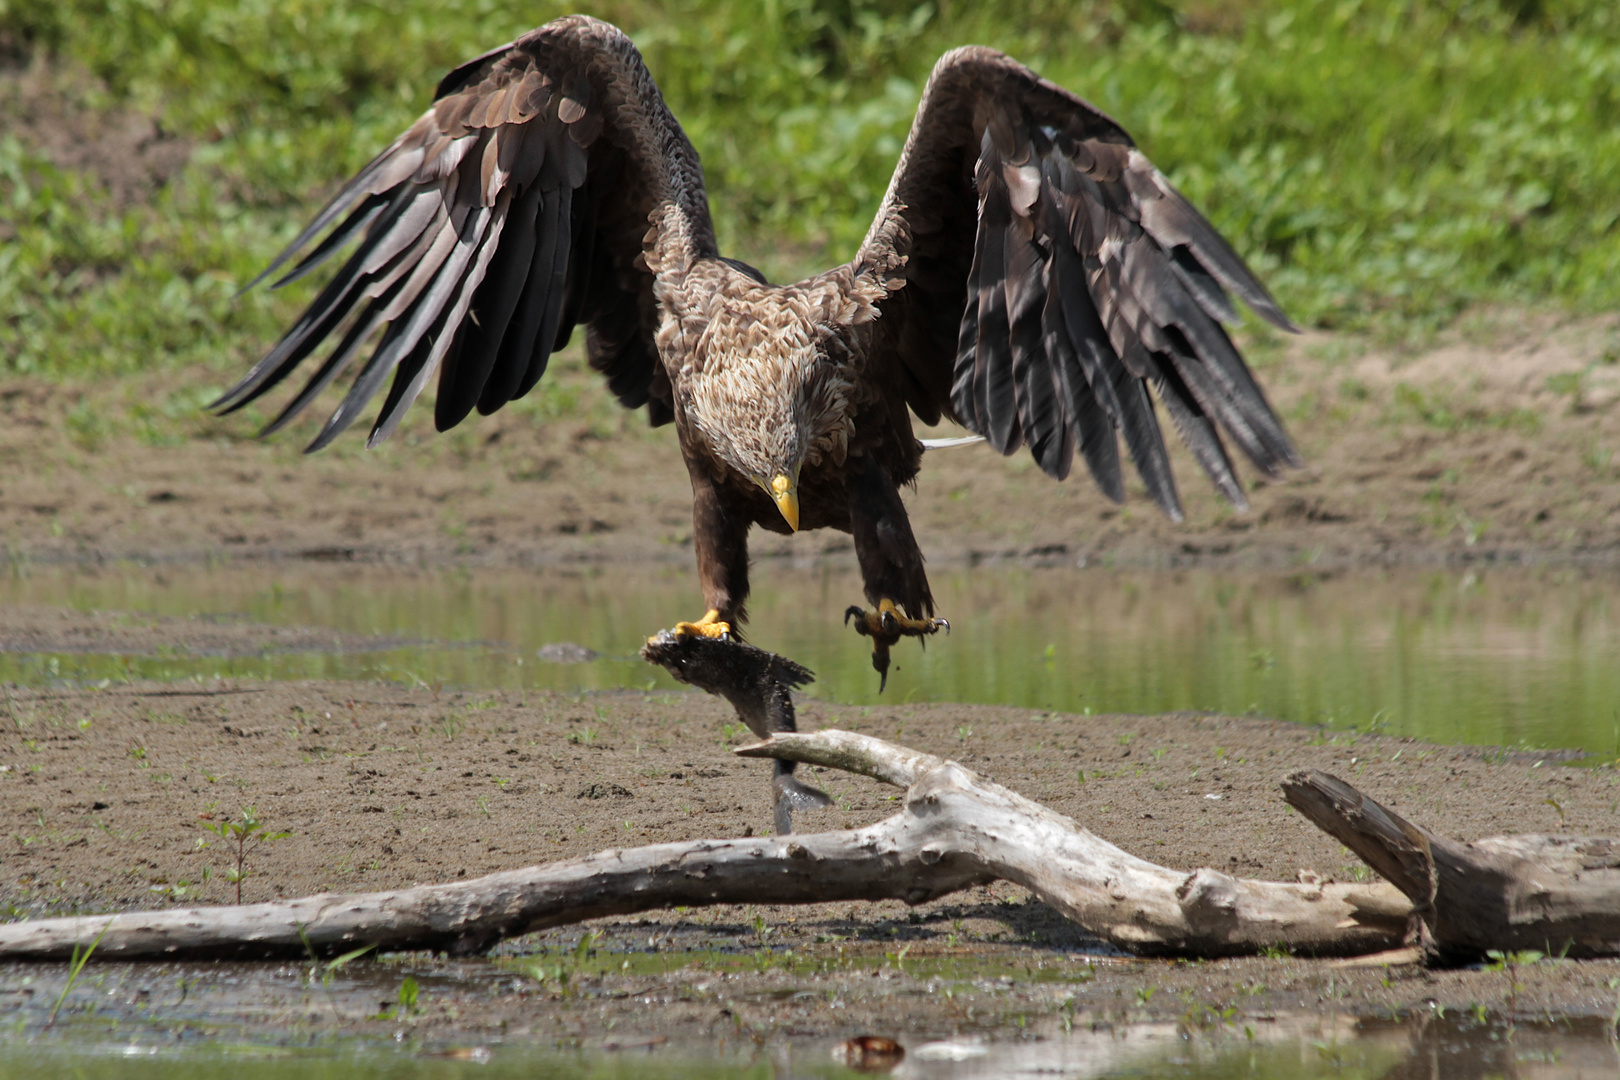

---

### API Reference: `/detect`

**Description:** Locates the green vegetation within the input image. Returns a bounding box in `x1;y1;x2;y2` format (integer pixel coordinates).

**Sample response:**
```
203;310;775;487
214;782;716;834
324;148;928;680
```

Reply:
2;0;1618;381
196;805;292;904
44;916;111;1027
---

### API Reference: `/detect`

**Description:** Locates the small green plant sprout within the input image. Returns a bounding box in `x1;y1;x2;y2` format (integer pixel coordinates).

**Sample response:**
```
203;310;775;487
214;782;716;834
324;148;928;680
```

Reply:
197;806;292;904
525;929;600;994
47;917;113;1027
396;975;420;1015
1484;949;1543;1018
1134;985;1157;1006
322;942;378;989
751;912;773;943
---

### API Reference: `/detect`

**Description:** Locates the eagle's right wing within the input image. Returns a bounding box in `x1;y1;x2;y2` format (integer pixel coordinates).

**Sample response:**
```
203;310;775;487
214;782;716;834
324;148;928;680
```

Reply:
214;15;715;450
853;47;1298;520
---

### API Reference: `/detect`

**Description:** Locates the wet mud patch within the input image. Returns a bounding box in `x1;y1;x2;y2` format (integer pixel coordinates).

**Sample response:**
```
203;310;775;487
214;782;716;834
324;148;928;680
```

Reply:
2;938;1620;1076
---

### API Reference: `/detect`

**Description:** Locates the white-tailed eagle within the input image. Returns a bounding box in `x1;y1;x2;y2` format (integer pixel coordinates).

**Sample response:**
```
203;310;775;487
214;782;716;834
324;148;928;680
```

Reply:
216;15;1298;687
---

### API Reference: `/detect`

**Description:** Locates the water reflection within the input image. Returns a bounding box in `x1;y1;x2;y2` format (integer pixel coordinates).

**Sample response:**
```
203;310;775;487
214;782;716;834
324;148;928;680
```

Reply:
0;1013;1616;1079
0;562;1615;752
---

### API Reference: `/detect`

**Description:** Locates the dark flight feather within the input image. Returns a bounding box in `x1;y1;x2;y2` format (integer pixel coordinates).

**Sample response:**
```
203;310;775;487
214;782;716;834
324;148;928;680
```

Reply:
434;181;544;430
515;180;574;399
477;180;561;413
969;139;1020;454
269;194;388;290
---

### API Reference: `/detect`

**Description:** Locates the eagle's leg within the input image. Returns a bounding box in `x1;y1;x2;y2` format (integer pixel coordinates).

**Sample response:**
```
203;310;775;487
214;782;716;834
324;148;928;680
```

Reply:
843;455;947;691
661;466;753;642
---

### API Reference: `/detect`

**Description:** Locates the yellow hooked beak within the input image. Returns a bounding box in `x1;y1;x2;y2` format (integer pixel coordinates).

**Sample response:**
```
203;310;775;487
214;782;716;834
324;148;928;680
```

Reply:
770;473;800;532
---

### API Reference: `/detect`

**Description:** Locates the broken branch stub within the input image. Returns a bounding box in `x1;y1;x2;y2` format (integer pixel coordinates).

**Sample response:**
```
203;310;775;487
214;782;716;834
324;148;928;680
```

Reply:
1283;768;1620;959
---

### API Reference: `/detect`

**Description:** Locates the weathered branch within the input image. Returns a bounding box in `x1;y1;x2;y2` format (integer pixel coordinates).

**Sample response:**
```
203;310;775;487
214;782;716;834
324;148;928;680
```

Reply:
0;728;1412;962
1284;768;1620;959
735;727;941;787
747;731;1411;956
0;636;1436;964
0;801;992;961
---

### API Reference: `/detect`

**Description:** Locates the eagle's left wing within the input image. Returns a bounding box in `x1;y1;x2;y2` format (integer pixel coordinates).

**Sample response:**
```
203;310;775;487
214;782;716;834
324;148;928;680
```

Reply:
852;47;1299;520
212;16;715;451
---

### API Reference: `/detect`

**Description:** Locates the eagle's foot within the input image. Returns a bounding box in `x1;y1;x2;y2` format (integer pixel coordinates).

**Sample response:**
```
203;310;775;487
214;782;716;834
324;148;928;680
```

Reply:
655;609;732;644
842;598;949;692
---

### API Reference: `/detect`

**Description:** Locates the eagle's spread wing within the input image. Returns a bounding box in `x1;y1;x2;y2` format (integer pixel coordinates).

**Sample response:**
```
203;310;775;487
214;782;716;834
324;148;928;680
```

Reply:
854;47;1299;520
213;16;714;450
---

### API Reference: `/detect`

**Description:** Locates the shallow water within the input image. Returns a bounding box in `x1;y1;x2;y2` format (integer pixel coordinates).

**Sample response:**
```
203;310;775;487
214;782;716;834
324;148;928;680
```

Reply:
1;1010;1616;1079
0;561;1617;753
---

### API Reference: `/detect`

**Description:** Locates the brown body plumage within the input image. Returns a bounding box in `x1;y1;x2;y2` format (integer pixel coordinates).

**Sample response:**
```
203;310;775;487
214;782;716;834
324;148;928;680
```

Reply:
217;15;1298;661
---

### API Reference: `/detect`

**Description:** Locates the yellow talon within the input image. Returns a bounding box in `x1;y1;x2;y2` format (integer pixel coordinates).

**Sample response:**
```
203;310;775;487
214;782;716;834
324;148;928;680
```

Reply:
656;608;732;643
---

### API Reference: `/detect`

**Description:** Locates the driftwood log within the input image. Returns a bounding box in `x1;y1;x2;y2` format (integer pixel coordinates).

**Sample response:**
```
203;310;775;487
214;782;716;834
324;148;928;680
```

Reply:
0;635;1613;964
0;724;1411;961
1284;768;1620;960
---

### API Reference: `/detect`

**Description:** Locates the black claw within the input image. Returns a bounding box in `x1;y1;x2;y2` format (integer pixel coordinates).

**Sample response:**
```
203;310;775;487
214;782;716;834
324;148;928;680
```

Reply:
844;605;867;632
937;617;951;635
871;646;890;693
879;609;899;635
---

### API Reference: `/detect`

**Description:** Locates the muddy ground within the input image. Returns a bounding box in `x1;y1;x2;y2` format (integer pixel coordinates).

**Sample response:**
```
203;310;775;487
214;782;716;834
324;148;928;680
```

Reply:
4;673;1620;1047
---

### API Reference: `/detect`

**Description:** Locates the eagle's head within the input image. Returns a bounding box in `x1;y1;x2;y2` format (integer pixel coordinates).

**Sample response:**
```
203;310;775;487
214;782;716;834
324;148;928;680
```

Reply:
687;328;852;533
689;361;814;532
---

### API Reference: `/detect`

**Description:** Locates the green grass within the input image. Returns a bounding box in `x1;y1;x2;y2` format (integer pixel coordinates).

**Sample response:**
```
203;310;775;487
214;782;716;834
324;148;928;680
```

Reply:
2;0;1618;385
